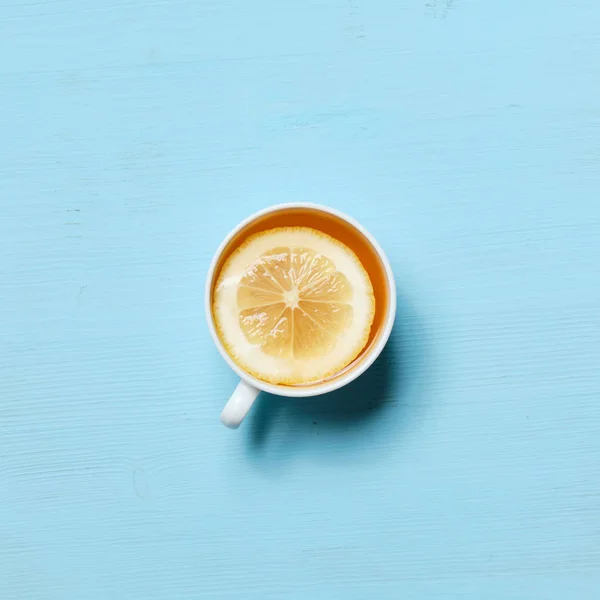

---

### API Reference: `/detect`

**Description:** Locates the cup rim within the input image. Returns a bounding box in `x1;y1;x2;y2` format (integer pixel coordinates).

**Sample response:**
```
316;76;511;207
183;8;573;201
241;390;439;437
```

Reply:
205;202;396;397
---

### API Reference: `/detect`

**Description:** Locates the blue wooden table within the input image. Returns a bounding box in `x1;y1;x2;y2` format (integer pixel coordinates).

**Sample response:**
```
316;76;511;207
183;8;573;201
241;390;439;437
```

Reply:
2;1;599;598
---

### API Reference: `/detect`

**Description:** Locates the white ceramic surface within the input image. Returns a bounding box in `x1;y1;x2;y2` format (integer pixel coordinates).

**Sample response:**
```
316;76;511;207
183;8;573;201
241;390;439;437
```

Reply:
205;203;397;428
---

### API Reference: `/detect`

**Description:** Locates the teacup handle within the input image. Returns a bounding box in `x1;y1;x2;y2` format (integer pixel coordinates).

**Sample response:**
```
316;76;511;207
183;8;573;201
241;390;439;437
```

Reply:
220;380;260;428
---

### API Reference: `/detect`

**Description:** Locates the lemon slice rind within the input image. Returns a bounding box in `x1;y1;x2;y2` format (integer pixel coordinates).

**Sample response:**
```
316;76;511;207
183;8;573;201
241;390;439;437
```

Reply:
213;227;375;385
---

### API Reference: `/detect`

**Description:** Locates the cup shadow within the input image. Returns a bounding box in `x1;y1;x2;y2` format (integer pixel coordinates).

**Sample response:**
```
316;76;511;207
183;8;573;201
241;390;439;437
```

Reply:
246;292;428;451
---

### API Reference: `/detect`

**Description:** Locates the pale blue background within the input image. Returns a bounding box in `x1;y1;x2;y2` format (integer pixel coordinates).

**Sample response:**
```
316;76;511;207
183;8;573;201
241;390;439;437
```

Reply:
1;1;599;598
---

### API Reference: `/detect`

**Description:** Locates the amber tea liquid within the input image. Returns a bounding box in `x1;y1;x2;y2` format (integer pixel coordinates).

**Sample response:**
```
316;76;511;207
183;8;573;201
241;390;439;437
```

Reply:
210;206;391;388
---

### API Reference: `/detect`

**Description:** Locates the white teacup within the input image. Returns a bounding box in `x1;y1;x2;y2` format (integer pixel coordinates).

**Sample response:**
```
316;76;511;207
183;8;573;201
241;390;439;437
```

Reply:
205;203;396;428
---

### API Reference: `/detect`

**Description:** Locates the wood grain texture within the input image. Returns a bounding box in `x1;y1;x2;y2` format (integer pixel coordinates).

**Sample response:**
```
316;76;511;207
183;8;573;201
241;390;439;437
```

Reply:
1;0;599;598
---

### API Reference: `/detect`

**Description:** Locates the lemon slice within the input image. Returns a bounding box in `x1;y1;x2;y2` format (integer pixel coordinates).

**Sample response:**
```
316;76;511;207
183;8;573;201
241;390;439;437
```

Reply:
213;227;375;385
